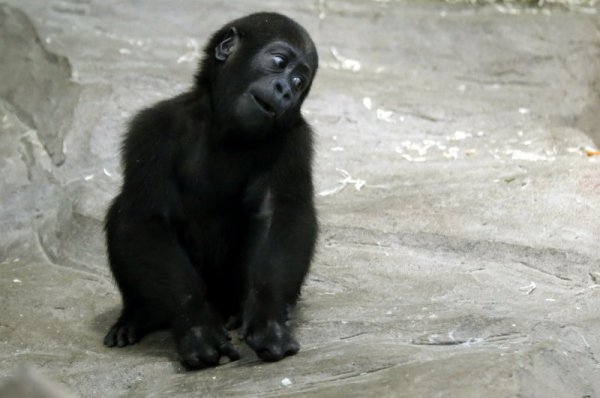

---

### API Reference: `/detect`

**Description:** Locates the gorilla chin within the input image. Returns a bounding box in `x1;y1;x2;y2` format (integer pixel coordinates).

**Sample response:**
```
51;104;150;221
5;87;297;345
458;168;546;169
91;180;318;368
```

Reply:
103;12;319;371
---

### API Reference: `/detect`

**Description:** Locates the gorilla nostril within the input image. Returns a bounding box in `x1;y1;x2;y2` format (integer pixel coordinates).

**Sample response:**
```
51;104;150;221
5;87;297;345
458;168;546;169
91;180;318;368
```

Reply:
275;81;284;93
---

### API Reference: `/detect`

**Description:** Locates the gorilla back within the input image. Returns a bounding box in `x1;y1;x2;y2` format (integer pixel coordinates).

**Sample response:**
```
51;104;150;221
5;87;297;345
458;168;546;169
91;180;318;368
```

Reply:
103;13;318;370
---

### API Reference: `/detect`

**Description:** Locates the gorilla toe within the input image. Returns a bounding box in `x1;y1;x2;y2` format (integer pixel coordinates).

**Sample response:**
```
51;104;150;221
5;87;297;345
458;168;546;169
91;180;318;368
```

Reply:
103;323;138;348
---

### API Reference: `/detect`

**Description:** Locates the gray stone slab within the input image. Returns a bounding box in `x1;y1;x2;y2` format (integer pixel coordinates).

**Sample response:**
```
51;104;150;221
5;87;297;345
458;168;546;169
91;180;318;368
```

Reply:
1;1;599;397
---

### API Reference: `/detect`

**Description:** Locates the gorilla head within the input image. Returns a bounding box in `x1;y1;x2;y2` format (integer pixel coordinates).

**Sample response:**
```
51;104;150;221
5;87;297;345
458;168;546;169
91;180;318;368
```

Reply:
197;13;319;134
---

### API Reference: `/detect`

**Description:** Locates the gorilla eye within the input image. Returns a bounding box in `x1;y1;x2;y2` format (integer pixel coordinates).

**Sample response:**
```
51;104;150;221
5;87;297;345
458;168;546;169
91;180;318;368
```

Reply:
292;76;304;90
272;55;286;69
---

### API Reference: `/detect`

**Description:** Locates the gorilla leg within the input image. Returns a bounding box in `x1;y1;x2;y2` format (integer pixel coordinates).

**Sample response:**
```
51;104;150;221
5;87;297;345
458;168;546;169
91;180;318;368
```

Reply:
104;213;239;369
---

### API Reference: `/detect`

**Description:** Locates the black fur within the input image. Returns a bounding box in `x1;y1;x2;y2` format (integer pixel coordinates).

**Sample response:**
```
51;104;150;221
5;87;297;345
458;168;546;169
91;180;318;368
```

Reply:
103;12;318;369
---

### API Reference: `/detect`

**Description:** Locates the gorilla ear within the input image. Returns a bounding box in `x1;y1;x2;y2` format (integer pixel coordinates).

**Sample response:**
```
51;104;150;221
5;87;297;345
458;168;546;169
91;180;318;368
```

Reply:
215;27;238;61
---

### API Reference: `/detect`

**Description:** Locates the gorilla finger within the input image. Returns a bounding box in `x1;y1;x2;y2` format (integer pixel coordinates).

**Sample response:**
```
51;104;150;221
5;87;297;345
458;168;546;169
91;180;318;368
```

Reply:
201;346;221;366
219;341;240;361
285;340;300;356
181;353;208;370
257;345;284;362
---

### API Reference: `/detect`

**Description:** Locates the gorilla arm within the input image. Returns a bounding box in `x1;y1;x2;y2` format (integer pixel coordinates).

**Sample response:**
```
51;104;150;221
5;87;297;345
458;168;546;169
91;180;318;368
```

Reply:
241;124;318;362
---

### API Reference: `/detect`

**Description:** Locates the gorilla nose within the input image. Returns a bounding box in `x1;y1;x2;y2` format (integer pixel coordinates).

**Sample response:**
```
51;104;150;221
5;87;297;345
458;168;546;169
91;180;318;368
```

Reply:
274;79;292;104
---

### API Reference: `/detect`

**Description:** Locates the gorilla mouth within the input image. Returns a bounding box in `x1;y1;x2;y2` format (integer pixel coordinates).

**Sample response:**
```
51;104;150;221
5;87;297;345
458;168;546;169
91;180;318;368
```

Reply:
252;94;276;118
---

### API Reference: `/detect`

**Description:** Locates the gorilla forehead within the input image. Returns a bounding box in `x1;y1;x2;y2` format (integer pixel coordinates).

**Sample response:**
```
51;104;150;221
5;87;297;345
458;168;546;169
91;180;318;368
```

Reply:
235;13;315;53
207;12;317;62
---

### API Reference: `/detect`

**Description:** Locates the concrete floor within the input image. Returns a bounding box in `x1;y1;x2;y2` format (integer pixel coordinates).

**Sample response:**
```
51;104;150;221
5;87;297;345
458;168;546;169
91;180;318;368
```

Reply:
1;1;600;397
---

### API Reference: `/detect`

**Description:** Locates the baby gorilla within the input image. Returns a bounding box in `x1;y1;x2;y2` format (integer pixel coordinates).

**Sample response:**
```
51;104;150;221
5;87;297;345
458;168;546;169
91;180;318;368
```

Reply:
103;12;318;370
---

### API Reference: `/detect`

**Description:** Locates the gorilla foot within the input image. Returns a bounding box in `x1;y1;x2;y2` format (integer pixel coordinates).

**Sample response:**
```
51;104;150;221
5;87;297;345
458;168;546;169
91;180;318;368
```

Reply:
104;306;166;348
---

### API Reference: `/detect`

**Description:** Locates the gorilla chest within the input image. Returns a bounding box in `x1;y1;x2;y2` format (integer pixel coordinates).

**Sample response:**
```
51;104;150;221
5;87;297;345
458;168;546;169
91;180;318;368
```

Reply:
178;151;271;215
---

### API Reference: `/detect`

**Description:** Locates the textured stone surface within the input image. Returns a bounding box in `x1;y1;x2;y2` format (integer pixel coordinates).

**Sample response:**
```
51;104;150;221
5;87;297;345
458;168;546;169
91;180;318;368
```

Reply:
1;1;599;397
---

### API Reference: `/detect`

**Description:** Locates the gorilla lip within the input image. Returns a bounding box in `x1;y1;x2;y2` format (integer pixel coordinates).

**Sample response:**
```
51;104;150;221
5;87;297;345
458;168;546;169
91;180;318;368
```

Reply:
251;94;276;118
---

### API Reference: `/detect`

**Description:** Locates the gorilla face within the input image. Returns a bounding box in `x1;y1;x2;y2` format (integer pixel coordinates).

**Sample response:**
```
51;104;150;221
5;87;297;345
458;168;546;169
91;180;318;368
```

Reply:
212;28;317;135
